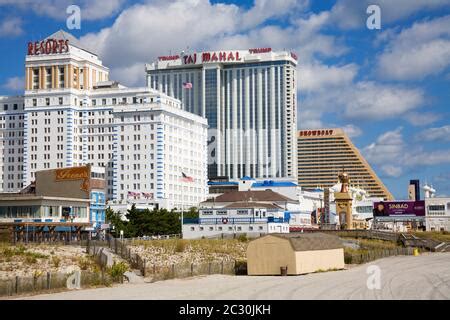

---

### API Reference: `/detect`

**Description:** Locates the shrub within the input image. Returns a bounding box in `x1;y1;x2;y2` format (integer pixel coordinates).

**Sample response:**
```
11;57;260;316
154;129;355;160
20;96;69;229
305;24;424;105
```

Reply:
108;261;128;282
25;255;37;264
26;251;48;259
175;240;188;253
78;257;92;270
51;256;61;268
237;234;248;242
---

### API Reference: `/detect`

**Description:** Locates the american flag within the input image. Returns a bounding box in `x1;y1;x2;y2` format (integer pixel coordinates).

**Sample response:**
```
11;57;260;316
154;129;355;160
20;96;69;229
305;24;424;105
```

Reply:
181;172;194;183
127;191;140;197
142;192;153;199
182;82;193;89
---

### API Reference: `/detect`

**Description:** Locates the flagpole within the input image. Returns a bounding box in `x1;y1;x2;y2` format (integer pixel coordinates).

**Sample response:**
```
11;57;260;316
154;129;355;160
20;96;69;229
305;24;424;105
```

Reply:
181;201;184;239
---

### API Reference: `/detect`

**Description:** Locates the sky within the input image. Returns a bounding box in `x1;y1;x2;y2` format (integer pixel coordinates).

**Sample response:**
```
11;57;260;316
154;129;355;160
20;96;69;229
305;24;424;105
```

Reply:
0;0;449;199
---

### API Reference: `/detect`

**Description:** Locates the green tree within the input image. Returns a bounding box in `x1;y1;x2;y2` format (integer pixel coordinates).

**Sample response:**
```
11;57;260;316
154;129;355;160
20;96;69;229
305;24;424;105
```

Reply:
105;206;129;237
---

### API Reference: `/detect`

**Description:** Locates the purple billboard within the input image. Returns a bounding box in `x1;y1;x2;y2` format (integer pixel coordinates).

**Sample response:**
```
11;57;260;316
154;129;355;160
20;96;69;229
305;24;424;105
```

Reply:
373;200;425;217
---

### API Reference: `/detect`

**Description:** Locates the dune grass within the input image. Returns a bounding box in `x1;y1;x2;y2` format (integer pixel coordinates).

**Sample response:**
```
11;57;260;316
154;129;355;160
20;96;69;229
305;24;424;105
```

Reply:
411;231;450;243
130;238;248;260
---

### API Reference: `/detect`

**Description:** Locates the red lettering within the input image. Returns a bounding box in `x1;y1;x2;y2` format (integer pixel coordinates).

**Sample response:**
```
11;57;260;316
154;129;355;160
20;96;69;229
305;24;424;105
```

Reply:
236;51;241;61
202;52;210;62
27;38;69;55
193;53;196;64
39;41;45;55
52;39;57;53
219;52;226;61
58;40;64;53
211;52;218;62
227;52;234;61
27;42;33;55
249;48;272;54
183;55;189;64
44;40;52;54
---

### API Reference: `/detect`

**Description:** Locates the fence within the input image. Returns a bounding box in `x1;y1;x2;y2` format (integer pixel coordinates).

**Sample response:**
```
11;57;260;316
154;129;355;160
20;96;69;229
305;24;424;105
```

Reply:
147;260;236;282
0;270;112;297
344;247;414;264
302;229;401;242
87;237;242;279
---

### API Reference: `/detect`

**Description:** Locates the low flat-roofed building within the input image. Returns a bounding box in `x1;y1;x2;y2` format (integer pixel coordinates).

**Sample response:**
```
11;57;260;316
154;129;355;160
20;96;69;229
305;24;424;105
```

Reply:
425;197;450;232
0;165;106;241
182;200;290;239
247;233;345;275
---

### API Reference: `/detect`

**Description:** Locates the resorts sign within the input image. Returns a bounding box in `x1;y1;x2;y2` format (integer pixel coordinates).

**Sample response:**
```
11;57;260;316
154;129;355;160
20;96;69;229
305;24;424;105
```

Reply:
27;39;69;56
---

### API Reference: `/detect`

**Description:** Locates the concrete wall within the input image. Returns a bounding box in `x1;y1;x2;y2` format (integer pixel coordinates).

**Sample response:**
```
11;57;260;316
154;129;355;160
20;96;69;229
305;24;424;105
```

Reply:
247;235;297;275
295;248;344;274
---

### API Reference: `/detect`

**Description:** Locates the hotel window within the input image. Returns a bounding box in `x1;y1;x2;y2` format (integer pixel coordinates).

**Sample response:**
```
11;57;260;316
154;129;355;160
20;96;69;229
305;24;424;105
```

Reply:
45;98;50;106
33;69;39;89
59;67;65;88
59;97;63;105
112;98;117;105
45;68;52;88
13;104;18;110
79;69;84;89
32;99;37;106
3;104;7;111
102;99;106;105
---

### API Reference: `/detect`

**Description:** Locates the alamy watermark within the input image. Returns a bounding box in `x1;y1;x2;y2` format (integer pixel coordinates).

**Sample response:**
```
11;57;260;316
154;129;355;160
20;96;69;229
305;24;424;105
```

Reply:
366;4;381;30
366;265;381;290
66;5;81;30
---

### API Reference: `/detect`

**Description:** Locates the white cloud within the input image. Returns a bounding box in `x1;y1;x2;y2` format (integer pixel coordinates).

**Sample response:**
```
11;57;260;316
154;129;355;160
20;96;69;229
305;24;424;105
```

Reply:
2;76;23;91
300;81;425;127
376;15;450;81
341;82;425;120
0;17;23;37
415;125;450;142
241;0;309;29
109;63;146;88
0;0;125;20
380;165;403;178
405;112;440;126
299;63;357;93
341;124;362;138
329;0;450;29
363;127;450;177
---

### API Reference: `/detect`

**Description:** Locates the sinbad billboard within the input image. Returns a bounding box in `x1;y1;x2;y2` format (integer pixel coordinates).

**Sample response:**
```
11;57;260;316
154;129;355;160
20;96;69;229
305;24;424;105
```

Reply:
373;200;425;217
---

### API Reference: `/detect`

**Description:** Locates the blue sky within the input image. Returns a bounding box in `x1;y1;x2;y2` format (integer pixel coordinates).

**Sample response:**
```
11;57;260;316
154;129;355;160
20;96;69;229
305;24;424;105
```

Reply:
0;0;449;199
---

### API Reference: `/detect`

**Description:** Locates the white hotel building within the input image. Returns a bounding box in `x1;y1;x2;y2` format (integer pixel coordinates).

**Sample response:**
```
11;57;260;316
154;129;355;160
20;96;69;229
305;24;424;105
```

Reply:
146;48;298;181
0;30;208;210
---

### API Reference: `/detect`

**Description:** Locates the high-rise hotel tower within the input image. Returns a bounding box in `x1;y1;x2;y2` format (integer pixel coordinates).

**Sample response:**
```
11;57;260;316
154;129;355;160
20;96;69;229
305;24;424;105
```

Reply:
0;30;208;209
146;48;298;180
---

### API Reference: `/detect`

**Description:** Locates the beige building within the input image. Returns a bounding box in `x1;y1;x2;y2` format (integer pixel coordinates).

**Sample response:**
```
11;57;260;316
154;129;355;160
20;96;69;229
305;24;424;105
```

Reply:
297;129;393;200
247;233;344;275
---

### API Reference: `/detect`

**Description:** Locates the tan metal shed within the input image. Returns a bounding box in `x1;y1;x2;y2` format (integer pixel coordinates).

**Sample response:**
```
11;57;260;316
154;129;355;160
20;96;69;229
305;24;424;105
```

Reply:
247;233;345;275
